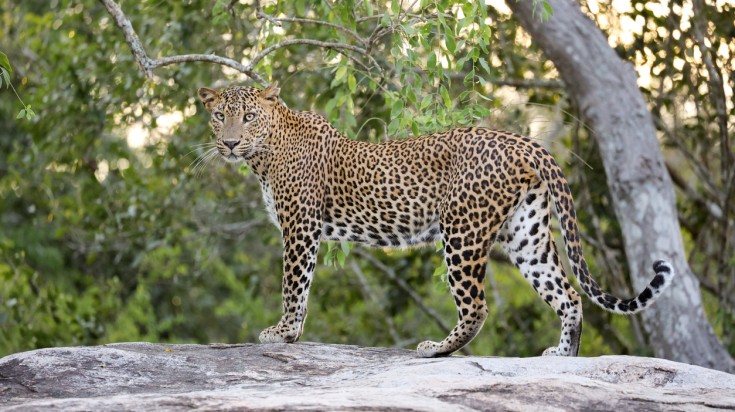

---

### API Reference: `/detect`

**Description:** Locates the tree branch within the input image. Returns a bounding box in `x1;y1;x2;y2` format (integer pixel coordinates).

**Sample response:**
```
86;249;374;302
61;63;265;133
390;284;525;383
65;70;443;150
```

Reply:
424;68;564;89
349;260;402;345
665;161;723;220
248;38;381;73
101;0;381;83
352;248;473;356
155;54;268;85
99;0;268;85
353;248;450;334
99;0;153;78
256;10;365;44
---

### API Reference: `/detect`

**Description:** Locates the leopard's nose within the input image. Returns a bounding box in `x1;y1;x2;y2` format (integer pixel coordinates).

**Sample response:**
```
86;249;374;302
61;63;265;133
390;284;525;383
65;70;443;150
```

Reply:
223;140;240;150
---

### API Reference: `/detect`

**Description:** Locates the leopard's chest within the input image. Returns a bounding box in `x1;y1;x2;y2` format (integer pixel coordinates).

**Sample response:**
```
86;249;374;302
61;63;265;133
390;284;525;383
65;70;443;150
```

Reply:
259;180;280;230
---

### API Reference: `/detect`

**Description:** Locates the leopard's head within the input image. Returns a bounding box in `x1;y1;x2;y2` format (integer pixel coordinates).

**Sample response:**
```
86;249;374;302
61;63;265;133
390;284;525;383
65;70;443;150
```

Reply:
197;82;280;163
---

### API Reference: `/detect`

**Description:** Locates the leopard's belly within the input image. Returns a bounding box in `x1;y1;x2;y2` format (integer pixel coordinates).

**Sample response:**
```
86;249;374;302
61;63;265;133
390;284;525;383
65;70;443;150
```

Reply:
321;216;441;247
321;179;445;247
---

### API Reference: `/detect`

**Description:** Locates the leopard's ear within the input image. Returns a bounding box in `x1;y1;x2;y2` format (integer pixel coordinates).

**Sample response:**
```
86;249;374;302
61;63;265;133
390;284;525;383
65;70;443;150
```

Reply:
259;81;280;105
197;87;220;112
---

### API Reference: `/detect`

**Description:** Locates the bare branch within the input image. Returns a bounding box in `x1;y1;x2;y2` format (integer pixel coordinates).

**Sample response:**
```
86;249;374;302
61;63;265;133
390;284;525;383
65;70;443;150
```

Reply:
99;0;268;85
352;248;473;356
153;54;268;86
356;12;436;23
352;251;446;330
692;0;731;183
653;115;720;201
447;72;564;89
254;0;282;27
247;38;381;73
665;161;723;219
257;12;365;44
349;260;402;345
100;0;154;78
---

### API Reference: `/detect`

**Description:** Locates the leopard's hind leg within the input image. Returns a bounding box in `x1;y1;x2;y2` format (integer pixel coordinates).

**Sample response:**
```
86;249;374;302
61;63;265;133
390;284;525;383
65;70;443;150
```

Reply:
417;158;530;357
498;180;583;356
416;217;494;357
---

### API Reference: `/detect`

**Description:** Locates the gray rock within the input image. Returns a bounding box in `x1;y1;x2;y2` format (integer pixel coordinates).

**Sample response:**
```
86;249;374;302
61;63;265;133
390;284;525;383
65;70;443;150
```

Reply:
1;342;733;411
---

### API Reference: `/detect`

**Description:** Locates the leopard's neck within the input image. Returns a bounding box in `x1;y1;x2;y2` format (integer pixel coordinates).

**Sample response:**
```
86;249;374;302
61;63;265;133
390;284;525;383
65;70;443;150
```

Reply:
246;106;345;178
244;104;295;177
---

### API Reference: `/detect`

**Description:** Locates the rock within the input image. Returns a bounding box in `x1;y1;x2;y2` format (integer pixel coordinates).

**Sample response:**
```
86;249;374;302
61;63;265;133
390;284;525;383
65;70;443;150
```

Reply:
0;342;733;411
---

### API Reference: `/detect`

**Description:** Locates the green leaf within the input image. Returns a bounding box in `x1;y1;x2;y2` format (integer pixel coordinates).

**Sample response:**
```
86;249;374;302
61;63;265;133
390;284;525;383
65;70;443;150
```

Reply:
340;241;350;255
478;57;491;74
463;69;475;85
390;99;404;120
25;106;35;120
0;68;7;88
474;91;494;102
543;1;554;17
387;118;400;134
347;73;356;92
432;265;446;278
16;109;25;119
420;94;433;109
0;51;12;75
427;52;437;71
335;65;347;82
445;32;456;54
478;0;487;16
440;85;451;109
380;13;391;28
364;1;373;16
435;241;444;252
336;250;346;267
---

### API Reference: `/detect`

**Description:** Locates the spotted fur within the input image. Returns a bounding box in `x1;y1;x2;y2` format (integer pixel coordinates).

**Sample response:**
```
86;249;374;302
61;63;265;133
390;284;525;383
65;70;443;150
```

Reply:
197;83;675;357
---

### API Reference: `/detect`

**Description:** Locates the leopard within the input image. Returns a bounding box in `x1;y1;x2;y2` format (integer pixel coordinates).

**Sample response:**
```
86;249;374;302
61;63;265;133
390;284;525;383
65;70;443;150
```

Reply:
197;81;675;357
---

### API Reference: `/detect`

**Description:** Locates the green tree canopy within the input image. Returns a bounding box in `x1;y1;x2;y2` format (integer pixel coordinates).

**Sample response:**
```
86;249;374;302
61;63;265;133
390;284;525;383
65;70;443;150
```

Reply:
1;0;732;361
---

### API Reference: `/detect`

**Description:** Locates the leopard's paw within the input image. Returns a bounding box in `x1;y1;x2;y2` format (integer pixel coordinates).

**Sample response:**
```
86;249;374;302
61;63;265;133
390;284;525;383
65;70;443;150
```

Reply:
258;325;300;344
542;346;562;356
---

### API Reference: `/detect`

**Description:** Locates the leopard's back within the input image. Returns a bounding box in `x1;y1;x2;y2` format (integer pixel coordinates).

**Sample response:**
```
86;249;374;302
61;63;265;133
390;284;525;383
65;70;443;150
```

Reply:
321;128;508;248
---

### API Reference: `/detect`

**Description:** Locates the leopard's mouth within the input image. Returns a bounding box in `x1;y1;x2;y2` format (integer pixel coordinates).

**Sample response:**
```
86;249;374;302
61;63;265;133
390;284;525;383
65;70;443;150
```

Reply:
225;154;241;162
219;140;263;162
218;146;248;163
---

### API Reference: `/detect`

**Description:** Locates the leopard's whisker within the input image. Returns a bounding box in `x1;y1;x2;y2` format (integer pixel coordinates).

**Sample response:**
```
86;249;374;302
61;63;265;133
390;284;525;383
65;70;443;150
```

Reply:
193;155;219;178
190;142;218;148
183;144;217;159
188;149;211;170
190;148;219;175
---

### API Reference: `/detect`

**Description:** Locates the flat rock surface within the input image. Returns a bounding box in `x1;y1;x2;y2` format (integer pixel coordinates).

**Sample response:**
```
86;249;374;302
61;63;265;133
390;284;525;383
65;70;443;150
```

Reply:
0;342;733;411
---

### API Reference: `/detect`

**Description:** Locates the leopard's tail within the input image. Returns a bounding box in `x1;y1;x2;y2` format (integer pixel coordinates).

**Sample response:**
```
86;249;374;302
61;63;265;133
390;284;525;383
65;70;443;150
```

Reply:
527;142;675;315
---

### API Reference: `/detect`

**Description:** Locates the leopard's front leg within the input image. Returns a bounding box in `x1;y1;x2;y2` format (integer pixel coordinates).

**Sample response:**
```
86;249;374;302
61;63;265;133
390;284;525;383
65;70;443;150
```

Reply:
259;221;321;344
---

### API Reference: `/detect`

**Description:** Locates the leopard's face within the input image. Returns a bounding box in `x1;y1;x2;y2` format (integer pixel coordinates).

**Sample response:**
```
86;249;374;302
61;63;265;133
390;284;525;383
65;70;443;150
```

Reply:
197;83;280;163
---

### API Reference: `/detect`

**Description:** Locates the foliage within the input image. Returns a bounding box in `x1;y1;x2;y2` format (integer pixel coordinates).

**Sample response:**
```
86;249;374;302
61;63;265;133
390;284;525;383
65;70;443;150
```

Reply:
0;0;731;359
0;51;35;120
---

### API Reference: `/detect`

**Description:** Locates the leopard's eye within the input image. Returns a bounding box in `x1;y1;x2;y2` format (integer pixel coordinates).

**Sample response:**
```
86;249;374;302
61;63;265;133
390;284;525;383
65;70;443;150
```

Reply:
243;113;256;123
213;112;225;122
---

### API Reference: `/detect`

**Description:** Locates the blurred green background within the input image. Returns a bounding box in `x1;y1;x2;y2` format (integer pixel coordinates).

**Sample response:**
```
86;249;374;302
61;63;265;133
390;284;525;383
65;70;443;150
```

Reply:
1;0;732;359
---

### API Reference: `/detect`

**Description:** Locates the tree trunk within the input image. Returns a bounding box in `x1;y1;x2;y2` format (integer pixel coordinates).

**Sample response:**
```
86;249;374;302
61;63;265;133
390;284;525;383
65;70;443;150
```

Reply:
506;0;734;372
